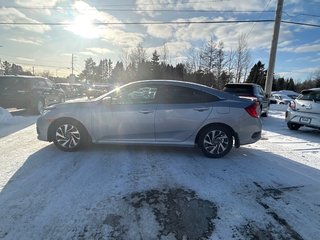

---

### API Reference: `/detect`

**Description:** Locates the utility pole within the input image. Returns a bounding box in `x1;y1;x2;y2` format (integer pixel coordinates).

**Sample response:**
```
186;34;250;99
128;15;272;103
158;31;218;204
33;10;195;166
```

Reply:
33;66;35;75
265;0;284;97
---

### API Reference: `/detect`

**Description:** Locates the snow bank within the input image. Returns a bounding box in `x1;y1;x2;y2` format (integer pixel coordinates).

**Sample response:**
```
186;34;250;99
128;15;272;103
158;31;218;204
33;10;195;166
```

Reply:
0;107;13;124
0;108;38;138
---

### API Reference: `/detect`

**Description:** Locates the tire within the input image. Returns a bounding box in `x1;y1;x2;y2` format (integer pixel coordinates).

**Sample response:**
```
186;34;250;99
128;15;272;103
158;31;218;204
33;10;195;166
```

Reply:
53;120;88;151
287;122;301;131
198;125;233;158
261;111;268;117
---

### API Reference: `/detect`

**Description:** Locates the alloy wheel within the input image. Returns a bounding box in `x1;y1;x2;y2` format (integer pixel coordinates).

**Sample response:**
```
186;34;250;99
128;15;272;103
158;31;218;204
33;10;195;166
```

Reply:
55;124;81;149
203;130;229;155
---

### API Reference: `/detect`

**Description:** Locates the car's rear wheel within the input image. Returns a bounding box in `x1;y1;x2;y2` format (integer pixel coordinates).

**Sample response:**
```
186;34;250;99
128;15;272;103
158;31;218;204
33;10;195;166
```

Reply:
287;122;301;130
53;121;87;151
198;126;233;158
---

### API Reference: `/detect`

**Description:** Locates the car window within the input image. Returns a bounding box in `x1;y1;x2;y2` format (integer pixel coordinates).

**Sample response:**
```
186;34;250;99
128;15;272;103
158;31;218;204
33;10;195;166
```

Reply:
111;85;158;104
257;86;265;97
298;91;320;101
33;78;48;88
15;78;29;91
223;85;253;96
158;85;219;104
0;77;16;90
45;79;54;88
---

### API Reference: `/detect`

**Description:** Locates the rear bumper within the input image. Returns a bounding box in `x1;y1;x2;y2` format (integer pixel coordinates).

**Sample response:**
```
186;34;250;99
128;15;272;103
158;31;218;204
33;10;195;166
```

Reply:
286;109;320;129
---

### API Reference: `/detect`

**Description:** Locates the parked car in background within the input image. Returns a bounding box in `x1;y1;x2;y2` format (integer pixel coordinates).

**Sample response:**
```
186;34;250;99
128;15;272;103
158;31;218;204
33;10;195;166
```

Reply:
270;90;300;104
37;80;262;158
0;75;65;114
270;93;292;105
56;83;77;98
223;83;269;117
285;88;320;130
86;84;112;99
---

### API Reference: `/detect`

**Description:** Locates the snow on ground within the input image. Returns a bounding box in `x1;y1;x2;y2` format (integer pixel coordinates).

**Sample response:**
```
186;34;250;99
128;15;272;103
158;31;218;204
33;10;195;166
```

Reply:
0;104;319;240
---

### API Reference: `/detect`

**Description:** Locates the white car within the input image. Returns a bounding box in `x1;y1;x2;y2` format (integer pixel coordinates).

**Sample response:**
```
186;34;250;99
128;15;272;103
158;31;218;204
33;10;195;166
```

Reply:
270;93;292;105
285;88;320;130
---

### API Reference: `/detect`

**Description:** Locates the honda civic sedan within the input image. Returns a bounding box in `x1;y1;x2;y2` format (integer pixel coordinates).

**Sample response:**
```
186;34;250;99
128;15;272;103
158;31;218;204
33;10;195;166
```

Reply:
37;80;262;158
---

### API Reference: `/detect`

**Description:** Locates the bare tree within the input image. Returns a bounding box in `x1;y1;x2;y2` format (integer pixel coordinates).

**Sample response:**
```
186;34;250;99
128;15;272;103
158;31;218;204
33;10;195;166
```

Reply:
235;34;251;83
119;49;130;69
186;47;201;74
226;48;236;83
130;43;147;67
200;37;217;74
215;41;227;89
160;43;169;65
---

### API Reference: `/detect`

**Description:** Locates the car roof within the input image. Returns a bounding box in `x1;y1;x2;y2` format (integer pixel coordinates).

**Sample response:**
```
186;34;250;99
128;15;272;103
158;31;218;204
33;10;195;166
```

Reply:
0;75;48;80
224;83;259;86
301;88;320;93
106;79;240;100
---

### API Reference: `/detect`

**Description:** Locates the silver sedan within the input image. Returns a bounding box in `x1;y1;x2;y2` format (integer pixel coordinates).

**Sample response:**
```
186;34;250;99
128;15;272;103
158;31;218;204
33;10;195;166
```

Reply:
37;80;262;158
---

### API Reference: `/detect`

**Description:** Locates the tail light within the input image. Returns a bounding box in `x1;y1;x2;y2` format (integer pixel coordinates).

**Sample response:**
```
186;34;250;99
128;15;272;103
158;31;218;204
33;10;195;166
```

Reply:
245;102;260;118
289;101;296;110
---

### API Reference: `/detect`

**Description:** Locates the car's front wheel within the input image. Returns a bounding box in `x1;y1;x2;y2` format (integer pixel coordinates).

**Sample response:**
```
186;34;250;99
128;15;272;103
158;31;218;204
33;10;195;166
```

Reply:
287;122;301;130
198;125;233;158
53;120;88;151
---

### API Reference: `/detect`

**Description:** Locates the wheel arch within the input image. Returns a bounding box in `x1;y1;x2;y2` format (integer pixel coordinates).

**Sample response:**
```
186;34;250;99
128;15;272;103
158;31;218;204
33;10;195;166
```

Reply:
195;122;236;145
47;117;92;143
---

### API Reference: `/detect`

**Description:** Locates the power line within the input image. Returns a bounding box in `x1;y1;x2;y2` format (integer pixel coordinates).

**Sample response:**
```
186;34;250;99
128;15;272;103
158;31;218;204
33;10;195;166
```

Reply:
0;19;276;26
246;0;273;38
0;20;319;27
281;20;320;28
2;0;230;9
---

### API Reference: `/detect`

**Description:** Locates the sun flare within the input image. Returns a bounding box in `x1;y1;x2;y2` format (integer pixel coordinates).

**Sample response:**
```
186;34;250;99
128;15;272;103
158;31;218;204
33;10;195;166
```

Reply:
69;15;99;39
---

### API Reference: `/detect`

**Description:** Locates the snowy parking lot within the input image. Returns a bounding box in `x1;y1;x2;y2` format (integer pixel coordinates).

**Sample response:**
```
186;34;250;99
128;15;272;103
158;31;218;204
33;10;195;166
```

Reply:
0;105;319;239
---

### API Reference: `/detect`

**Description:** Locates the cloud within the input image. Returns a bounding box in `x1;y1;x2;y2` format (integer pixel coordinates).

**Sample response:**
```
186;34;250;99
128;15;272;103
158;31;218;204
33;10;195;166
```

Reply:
17;57;35;62
0;7;50;33
279;41;320;53
64;0;123;39
135;0;272;17
79;51;97;57
100;28;145;48
86;48;113;55
9;37;43;45
146;24;174;39
15;0;62;7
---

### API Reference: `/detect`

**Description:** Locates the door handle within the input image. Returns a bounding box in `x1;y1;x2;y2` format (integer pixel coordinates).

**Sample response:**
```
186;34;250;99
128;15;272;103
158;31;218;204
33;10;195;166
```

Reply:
139;110;153;114
194;107;209;112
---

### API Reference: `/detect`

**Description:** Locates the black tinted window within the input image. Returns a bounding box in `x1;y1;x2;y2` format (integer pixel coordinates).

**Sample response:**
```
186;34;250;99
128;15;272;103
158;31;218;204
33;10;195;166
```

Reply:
0;77;16;90
158;85;218;104
223;85;254;96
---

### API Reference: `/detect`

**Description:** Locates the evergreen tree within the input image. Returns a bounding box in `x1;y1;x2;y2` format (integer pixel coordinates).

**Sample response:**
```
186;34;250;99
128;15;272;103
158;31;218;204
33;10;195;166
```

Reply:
151;50;160;78
246;61;265;87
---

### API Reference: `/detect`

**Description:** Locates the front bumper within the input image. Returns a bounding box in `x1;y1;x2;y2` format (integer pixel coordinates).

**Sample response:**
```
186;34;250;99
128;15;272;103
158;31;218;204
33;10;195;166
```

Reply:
36;116;52;141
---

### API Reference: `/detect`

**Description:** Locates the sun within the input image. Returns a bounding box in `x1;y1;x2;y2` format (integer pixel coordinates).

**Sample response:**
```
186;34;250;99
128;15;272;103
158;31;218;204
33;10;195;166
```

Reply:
68;15;100;39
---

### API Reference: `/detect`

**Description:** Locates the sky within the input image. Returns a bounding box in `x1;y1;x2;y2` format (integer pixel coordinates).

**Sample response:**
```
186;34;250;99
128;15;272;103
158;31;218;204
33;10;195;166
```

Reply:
0;0;319;82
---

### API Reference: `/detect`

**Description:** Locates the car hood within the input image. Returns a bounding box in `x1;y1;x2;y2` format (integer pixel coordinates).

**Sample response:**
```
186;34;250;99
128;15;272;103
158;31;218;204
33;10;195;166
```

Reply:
48;100;96;110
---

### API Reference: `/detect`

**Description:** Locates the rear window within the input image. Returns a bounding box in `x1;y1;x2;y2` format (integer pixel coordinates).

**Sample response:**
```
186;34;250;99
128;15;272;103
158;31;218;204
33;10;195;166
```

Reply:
223;85;254;96
298;90;320;101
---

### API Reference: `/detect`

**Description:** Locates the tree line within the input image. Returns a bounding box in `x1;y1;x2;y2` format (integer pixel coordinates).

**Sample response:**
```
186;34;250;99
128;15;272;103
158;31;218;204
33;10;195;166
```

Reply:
1;35;319;93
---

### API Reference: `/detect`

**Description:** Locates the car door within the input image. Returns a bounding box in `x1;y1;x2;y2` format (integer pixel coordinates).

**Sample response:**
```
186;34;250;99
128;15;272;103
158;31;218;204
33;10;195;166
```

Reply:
0;76;17;107
92;84;158;142
155;85;215;142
